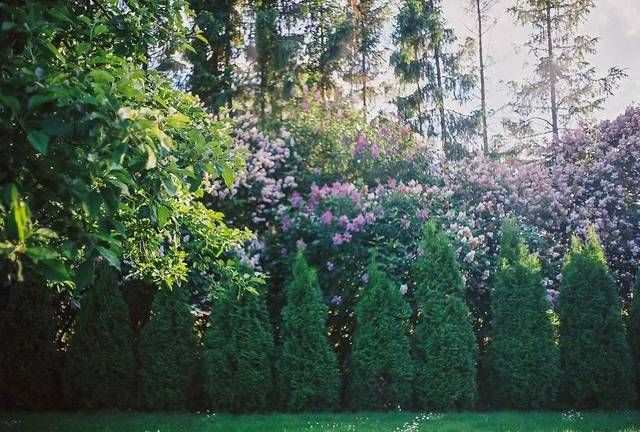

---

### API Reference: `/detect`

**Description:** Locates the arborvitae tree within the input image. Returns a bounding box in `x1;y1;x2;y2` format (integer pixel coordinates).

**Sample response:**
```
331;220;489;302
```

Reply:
485;219;559;409
0;281;58;409
347;256;414;410
507;0;625;140
276;251;340;411
629;270;640;403
346;0;388;120
559;229;635;408
412;222;477;410
138;287;198;410
190;0;242;113
64;266;136;409
392;0;477;160
203;280;275;412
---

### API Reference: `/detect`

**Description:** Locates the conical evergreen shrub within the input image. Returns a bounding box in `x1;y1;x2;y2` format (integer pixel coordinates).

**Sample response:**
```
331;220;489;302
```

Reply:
203;280;274;412
63;265;136;408
485;219;559;409
276;251;340;411
629;270;640;403
412;222;477;410
0;281;58;408
559;229;635;408
347;256;414;410
138;286;197;410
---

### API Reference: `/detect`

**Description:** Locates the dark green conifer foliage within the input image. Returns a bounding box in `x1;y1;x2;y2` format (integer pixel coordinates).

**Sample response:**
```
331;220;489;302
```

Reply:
276;251;340;411
485;219;559;409
559;229;635;408
412;222;477;410
63;266;136;409
138;287;198;410
629;270;640;402
203;281;274;412
0;282;58;408
347;256;414;410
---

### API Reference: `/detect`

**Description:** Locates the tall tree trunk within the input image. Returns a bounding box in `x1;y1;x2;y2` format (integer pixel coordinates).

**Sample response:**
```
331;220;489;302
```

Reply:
414;45;425;136
362;46;367;124
545;0;559;139
434;44;448;157
224;10;234;113
476;0;489;154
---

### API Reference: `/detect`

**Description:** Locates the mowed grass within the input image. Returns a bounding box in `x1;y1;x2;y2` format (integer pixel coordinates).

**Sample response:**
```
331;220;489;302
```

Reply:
1;411;640;432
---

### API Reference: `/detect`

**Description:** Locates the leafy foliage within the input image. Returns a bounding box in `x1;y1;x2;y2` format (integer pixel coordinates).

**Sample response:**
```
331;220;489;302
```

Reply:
630;271;640;403
559;229;635;408
0;280;59;409
485;219;559;409
412;222;477;410
63;265;136;409
203;275;275;412
347;257;414;410
276;251;340;411
138;287;198;410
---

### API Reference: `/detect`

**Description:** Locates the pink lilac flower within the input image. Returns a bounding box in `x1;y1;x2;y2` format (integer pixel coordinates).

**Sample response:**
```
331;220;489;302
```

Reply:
338;215;349;227
296;239;307;250
417;209;429;220
327;261;335;271
281;216;292;231
290;191;304;208
332;234;345;246
370;144;380;158
320;210;334;224
361;273;369;283
330;295;343;306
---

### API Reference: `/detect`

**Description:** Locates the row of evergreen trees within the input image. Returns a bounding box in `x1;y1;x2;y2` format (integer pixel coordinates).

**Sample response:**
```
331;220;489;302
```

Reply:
1;220;638;411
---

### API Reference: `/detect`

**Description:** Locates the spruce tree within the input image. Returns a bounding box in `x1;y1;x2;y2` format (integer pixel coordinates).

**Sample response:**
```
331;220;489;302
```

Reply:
347;256;414;410
485;219;559;409
559;229;635;408
138;287;198;410
392;0;477;159
63;265;136;409
203;280;274;412
276;251;340;411
629;270;640;403
0;281;58;408
412;222;477;410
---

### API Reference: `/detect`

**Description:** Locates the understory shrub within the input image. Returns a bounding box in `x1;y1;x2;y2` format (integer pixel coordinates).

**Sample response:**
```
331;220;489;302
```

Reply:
485;219;559;409
559;230;635;408
0;281;58;409
203;278;274;412
412;222;477;410
276;251;340;411
63;266;136;409
347;257;414;410
138;287;198;410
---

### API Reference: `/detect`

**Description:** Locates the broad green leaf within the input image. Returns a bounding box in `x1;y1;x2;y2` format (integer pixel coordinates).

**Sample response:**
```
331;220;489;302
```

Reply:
222;166;235;188
75;259;95;289
195;33;209;44
166;112;190;128
96;246;121;270
144;145;157;169
41;258;71;282
28;94;56;110
27;130;49;154
82;191;102;218
1;22;16;31
162;177;177;196
5;199;29;242
156;204;172;227
0;95;20;113
88;69;115;83
92;23;108;37
26;246;59;261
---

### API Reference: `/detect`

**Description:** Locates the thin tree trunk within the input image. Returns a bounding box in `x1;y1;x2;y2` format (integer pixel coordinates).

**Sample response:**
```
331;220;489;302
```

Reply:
414;45;425;136
362;46;367;124
545;0;559;139
434;44;448;157
476;0;489;154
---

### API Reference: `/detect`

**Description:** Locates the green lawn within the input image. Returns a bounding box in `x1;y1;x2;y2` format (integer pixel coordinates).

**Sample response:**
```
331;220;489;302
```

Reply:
1;411;640;432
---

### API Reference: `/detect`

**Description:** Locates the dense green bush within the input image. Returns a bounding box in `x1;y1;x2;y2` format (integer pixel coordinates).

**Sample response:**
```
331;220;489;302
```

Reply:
347;257;414;410
203;279;275;412
485;219;559;409
628;270;640;403
276;251;340;411
138;287;198;410
412;222;477;410
0;281;58;409
559;230;635;408
63;266;136;408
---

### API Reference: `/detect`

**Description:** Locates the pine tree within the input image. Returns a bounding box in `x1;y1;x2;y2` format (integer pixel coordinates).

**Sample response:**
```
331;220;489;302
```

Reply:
63;265;136;409
485;219;559;409
190;0;242;113
276;251;340;411
507;0;625;140
392;0;477;159
0;281;58;409
559;229;635;408
629;270;640;403
138;287;198;410
203;280;275;412
412;222;477;410
347;255;414;410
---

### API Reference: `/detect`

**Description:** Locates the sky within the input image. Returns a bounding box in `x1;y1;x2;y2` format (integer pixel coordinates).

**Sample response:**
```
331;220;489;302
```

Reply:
439;0;640;137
